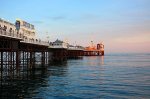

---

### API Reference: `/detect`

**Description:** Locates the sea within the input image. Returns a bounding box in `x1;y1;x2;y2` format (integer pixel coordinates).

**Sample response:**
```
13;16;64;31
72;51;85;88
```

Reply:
1;53;150;99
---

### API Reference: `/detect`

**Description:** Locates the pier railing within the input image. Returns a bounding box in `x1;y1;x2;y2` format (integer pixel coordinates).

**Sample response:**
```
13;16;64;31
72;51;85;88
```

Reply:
68;46;84;51
21;37;49;46
68;47;84;50
0;28;49;46
0;28;24;40
49;45;68;49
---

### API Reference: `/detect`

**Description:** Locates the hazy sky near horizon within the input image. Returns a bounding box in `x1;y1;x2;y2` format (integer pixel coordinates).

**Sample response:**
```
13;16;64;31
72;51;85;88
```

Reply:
1;0;150;53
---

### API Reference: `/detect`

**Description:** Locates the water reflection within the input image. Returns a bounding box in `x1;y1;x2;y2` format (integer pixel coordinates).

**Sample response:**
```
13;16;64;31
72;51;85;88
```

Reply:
0;68;49;98
48;61;68;77
83;56;104;66
0;60;68;99
68;57;83;60
100;56;104;65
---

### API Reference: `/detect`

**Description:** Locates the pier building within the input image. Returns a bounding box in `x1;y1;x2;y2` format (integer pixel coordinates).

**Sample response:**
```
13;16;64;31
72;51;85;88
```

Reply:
49;39;68;49
48;39;68;62
84;42;104;56
16;19;35;38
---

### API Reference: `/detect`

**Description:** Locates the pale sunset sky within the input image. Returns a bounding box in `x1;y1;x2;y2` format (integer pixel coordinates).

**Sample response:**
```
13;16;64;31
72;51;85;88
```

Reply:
1;0;150;53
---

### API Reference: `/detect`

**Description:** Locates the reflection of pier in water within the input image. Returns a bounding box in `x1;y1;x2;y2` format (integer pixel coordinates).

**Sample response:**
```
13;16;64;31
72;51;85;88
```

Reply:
0;61;68;98
83;56;104;66
0;69;48;98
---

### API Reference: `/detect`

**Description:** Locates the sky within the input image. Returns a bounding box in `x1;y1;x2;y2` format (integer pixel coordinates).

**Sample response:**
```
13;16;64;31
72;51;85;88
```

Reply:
1;0;150;53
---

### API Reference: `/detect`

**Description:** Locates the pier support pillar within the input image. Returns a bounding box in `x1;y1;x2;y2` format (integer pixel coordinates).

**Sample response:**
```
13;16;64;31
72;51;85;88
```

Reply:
101;51;104;56
29;51;35;70
41;51;45;66
16;50;20;72
1;51;3;82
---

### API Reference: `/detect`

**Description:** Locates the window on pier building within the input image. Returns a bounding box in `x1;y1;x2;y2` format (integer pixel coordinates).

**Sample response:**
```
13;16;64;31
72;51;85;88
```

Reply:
32;32;35;36
9;28;12;33
3;25;7;31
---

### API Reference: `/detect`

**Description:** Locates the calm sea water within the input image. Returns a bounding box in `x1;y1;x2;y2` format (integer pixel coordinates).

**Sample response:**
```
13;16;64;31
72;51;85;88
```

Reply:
1;53;150;99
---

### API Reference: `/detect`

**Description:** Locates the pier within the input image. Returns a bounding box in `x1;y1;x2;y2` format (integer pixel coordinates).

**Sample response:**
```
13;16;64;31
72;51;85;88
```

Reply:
0;18;104;84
